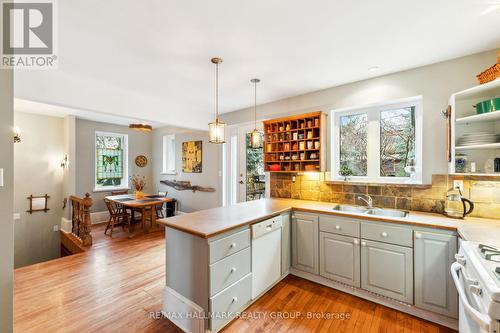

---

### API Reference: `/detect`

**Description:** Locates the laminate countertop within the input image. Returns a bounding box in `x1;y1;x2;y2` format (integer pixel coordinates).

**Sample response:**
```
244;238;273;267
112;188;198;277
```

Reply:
157;198;500;247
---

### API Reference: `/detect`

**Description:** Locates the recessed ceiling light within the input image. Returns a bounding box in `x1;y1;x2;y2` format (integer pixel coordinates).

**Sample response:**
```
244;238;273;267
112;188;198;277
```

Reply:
368;66;379;73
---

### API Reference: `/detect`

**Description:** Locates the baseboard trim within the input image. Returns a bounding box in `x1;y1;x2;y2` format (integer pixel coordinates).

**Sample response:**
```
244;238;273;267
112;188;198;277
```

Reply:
90;211;109;224
289;268;458;331
60;217;72;233
162;286;206;333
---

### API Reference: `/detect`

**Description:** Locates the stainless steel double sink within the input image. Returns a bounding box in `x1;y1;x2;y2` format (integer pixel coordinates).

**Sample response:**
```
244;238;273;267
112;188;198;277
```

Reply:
332;204;409;218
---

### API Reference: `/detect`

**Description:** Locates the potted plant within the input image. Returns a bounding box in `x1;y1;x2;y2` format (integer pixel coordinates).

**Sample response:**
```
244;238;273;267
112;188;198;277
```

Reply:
130;175;146;199
339;164;353;181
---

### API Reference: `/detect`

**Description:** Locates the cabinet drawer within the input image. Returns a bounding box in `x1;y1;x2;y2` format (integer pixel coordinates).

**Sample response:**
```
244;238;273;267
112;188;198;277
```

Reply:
209;273;252;332
210;247;251;296
319;215;360;237
361;222;412;247
209;229;250;264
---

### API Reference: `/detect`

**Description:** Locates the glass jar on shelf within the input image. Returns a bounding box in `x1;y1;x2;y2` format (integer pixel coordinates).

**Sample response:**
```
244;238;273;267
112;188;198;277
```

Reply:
455;153;468;173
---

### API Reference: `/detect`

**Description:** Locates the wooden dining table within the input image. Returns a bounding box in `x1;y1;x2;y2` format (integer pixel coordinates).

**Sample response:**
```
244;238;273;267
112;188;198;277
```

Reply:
104;194;175;236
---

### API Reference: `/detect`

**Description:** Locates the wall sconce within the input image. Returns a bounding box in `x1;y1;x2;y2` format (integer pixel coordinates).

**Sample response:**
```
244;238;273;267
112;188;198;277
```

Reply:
13;127;21;143
60;154;69;168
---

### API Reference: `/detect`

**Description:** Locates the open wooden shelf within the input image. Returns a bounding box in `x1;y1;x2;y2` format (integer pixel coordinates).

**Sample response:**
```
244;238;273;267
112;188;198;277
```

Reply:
263;111;325;172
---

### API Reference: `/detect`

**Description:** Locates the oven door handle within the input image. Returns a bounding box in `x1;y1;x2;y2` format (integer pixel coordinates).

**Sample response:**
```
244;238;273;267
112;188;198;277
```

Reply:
451;262;491;332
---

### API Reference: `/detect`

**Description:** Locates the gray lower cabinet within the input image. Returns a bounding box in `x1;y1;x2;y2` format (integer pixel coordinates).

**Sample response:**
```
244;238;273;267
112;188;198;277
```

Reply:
281;212;291;275
209;273;252;332
319;232;360;287
361;239;413;303
292;213;319;274
414;231;458;318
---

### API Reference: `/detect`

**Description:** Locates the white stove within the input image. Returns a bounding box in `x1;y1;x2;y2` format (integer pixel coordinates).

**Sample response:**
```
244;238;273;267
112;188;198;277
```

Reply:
453;241;500;333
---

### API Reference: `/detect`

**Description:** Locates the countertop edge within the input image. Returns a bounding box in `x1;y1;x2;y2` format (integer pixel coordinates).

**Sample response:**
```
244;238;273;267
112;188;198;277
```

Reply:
161;207;293;238
159;201;465;239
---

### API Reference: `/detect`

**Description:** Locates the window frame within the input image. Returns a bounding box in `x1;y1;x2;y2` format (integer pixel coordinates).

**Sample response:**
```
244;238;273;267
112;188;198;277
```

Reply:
162;134;177;175
330;96;423;184
93;131;129;192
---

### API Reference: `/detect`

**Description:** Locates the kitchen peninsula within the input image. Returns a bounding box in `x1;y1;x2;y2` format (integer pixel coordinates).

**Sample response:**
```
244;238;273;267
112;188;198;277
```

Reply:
158;198;500;333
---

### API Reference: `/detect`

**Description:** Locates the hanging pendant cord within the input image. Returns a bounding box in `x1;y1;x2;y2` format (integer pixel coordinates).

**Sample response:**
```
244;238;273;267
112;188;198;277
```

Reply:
254;81;257;129
215;62;219;121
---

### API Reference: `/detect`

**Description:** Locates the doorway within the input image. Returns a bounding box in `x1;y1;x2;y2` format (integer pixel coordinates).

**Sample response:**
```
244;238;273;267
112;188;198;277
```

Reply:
224;123;267;205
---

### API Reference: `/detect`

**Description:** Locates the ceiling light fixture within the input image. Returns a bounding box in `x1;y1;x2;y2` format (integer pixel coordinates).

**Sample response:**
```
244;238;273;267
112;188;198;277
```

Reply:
249;78;263;149
129;123;152;132
368;66;379;73
208;57;226;144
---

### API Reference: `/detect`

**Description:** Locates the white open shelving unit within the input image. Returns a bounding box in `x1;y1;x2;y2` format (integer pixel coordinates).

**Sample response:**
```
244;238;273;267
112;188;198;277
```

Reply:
449;79;500;175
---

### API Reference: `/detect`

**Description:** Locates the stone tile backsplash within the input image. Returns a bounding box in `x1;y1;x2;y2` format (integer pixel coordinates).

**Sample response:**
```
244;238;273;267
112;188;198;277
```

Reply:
270;173;500;219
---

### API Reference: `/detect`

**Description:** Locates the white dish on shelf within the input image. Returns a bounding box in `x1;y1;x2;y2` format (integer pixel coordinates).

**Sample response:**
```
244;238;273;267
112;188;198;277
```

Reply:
457;132;499;145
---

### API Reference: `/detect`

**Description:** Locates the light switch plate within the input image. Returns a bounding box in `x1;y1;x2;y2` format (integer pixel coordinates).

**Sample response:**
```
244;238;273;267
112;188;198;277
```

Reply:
53;225;59;232
13;213;20;220
453;180;464;191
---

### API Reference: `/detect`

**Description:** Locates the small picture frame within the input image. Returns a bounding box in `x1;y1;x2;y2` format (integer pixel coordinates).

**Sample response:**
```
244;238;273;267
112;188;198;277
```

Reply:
27;194;50;214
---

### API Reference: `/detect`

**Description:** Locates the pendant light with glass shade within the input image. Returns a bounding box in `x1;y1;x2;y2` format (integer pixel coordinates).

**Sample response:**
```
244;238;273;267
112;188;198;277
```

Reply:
249;78;263;149
208;57;226;143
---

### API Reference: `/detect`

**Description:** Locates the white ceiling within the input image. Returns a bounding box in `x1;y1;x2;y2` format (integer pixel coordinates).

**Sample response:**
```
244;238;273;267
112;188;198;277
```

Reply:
13;98;167;128
14;0;500;130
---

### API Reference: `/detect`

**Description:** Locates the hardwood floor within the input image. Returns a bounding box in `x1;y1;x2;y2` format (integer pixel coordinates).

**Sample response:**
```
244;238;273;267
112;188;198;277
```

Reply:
14;224;456;333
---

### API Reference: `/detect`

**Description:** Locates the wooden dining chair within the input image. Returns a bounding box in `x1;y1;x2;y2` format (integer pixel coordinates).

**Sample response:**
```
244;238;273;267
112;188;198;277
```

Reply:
110;190;129;213
104;198;131;238
155;191;168;218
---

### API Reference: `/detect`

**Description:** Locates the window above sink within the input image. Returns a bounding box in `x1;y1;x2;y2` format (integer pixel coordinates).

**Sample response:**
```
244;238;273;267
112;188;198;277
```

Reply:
329;96;423;184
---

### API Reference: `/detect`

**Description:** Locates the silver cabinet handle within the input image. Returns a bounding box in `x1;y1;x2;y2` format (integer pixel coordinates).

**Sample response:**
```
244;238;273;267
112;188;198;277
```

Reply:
381;232;388;238
335;225;341;230
361;241;366;247
353;239;359;245
230;267;237;273
232;296;238;303
415;232;422;239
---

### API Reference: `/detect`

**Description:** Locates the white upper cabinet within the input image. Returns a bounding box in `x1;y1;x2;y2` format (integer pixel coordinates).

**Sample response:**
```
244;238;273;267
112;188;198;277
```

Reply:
448;79;500;175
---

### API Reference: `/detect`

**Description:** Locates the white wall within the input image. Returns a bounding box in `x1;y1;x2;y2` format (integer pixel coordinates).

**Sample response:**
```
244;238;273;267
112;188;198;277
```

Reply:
0;69;14;333
153;128;221;213
62;115;76;220
75;119;153;213
221;49;499;183
13;112;65;268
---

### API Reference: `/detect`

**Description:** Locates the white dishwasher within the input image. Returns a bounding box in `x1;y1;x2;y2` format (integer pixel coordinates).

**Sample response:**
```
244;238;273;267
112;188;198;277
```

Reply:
251;216;282;299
